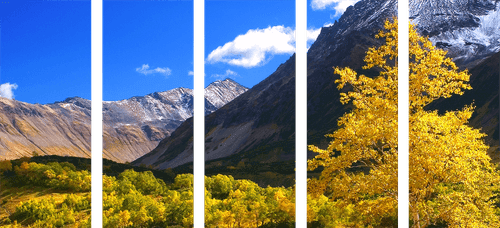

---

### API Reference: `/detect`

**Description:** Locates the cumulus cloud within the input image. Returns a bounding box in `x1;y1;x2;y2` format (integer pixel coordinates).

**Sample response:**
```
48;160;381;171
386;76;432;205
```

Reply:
207;24;340;67
0;83;18;99
207;26;296;68
211;69;239;80
311;0;360;16
136;64;172;76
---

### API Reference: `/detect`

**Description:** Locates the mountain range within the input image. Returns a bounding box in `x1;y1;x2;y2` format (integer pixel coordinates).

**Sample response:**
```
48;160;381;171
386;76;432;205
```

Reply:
0;79;247;162
133;0;500;173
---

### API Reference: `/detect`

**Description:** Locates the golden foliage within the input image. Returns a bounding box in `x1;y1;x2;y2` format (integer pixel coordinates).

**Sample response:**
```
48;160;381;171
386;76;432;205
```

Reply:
2;160;296;227
308;18;500;227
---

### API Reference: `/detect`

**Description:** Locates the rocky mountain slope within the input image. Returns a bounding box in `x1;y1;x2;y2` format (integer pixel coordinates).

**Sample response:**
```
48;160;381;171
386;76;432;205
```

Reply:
134;0;499;170
0;79;246;162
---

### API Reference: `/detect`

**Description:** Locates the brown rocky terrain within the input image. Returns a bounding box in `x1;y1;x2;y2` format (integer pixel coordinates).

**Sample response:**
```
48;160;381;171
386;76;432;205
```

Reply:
0;79;247;162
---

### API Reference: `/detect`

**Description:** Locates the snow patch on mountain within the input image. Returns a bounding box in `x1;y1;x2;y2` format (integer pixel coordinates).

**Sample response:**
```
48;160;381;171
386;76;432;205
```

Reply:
205;78;249;112
410;0;500;66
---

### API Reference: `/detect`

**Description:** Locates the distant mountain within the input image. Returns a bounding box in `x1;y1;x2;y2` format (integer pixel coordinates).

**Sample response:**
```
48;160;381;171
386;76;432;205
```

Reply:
410;0;500;68
0;79;247;162
133;0;500;171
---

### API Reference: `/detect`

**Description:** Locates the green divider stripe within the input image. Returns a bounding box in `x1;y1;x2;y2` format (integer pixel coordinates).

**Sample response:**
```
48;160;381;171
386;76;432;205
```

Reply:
295;0;306;228
92;0;102;228
398;0;408;228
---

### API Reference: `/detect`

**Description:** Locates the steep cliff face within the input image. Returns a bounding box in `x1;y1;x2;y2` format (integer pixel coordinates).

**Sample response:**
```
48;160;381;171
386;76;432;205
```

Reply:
0;79;247;162
135;0;500;169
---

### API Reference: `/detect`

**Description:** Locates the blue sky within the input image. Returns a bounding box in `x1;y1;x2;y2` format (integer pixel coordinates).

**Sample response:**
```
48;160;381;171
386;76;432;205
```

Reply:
0;0;359;104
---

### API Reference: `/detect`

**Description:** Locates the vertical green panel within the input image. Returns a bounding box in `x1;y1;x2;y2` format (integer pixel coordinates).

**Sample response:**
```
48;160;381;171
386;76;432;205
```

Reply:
194;0;205;228
92;0;102;227
398;0;408;228
295;0;306;228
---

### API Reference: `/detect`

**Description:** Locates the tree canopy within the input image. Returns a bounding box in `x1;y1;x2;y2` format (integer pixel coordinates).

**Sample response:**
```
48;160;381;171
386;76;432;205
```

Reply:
307;18;500;227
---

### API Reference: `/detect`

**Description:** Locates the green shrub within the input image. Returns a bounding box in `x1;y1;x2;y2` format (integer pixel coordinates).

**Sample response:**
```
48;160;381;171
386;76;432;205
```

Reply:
62;194;91;211
0;160;12;174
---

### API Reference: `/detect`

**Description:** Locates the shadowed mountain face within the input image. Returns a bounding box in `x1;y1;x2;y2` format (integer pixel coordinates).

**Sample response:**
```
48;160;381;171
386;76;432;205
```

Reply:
426;51;500;161
134;0;499;171
0;79;246;162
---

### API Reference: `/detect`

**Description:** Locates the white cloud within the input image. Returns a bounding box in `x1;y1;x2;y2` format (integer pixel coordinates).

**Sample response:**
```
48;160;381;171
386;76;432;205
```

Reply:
307;28;322;43
207;24;338;67
311;0;360;16
324;22;334;27
0;83;18;99
136;64;172;76
211;69;239;80
207;26;296;68
307;28;322;50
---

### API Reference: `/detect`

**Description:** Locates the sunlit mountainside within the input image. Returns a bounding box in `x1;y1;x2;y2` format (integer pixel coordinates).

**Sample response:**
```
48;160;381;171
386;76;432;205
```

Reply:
0;79;247;163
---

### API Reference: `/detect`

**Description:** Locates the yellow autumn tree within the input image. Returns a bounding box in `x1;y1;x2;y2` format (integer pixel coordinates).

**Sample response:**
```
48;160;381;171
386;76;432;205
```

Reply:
308;18;500;227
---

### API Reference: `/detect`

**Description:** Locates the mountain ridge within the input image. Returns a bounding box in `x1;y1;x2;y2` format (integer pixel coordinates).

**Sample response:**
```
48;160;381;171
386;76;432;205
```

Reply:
0;79;247;162
134;0;500;171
